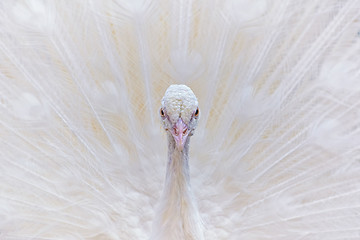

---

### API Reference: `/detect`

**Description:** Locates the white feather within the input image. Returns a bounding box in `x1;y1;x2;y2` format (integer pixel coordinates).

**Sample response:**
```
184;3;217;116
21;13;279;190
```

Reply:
1;0;360;239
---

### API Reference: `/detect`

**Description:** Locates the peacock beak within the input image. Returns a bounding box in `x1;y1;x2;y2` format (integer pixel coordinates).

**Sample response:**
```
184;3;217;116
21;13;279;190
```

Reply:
171;118;189;151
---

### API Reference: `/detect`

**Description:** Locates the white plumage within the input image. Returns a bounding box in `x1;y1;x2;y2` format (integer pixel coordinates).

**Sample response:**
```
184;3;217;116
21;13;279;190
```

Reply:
152;84;203;240
1;0;360;239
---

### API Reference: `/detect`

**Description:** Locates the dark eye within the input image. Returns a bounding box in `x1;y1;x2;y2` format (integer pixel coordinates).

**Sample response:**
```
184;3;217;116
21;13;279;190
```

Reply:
194;107;199;117
160;108;165;117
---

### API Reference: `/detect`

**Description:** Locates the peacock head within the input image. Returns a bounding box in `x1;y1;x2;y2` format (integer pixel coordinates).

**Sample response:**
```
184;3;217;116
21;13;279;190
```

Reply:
160;84;200;150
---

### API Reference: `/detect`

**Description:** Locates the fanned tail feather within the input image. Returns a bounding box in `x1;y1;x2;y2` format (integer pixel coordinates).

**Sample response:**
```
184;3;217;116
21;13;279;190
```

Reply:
0;0;360;239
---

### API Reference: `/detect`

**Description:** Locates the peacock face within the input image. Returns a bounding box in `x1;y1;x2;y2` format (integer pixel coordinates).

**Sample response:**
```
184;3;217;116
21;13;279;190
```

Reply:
160;84;200;150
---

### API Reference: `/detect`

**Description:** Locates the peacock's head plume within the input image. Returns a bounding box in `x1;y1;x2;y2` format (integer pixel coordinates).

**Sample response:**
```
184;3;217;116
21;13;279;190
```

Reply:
160;84;200;150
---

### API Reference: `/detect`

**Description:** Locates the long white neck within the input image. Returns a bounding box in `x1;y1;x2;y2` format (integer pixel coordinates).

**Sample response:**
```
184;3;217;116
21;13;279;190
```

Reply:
151;135;204;240
165;134;191;196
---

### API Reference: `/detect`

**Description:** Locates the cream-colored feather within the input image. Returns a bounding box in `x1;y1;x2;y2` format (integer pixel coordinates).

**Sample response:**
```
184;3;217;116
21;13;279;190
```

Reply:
1;0;360;239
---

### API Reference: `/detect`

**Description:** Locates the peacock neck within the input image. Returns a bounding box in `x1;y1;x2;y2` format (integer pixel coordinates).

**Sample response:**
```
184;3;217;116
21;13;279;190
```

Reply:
165;135;191;187
151;135;203;239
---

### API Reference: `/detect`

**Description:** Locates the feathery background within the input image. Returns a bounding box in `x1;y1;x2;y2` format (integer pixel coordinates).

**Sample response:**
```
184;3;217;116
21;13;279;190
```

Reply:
1;0;360;239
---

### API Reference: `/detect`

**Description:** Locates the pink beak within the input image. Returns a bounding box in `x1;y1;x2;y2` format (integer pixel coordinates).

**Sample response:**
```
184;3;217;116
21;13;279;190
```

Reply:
171;118;189;151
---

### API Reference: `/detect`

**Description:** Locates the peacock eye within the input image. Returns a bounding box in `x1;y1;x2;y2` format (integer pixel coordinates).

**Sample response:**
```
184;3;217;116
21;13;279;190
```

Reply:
160;108;165;117
194;107;199;117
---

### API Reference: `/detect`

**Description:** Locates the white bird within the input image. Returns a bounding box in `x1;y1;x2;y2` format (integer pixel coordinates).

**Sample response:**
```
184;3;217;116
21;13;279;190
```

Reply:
1;0;360;239
151;85;203;240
